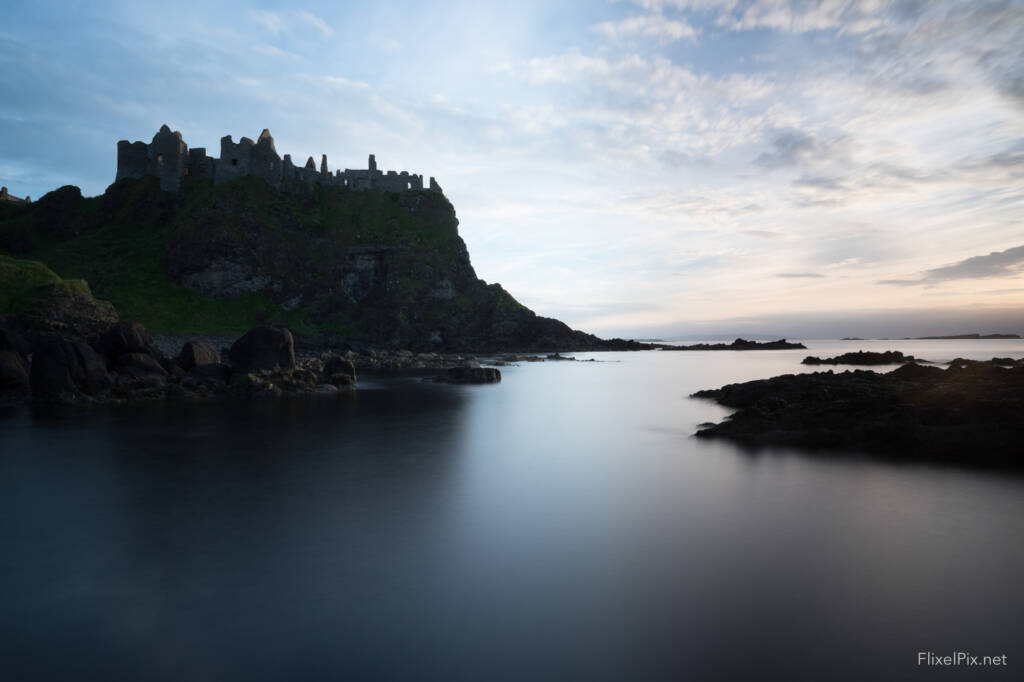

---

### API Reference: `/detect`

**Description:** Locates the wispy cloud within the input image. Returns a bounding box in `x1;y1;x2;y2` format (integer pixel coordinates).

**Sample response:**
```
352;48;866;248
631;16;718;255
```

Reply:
593;14;699;43
248;9;334;39
880;245;1024;286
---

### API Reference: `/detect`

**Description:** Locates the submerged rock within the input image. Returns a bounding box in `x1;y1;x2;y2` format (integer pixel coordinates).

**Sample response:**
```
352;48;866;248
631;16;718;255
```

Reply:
437;366;502;384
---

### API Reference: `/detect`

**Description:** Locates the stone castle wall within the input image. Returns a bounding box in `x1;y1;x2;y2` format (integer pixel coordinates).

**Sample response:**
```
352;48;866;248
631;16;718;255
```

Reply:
115;125;443;195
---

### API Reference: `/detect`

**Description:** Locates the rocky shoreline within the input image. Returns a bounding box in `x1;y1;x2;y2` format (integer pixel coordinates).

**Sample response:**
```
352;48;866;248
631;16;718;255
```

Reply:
692;359;1024;467
2;293;622;406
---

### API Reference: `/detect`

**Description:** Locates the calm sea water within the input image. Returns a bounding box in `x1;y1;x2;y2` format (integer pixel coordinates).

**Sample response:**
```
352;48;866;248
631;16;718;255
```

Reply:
2;340;1022;681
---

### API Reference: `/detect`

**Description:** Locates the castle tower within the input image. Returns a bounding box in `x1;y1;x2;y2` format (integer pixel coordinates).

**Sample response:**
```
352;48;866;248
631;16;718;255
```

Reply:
147;125;188;192
250;129;283;188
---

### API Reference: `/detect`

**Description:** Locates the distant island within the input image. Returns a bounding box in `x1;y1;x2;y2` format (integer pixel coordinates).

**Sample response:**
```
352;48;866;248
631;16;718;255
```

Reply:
909;333;1020;340
663;338;806;351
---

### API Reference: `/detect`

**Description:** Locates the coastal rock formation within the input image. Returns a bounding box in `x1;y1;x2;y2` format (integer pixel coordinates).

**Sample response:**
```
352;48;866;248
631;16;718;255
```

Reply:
664;338;806;351
692;360;1024;466
802;350;923;365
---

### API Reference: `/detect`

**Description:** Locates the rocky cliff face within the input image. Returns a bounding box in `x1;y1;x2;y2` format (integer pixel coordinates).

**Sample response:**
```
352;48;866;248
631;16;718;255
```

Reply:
1;175;634;352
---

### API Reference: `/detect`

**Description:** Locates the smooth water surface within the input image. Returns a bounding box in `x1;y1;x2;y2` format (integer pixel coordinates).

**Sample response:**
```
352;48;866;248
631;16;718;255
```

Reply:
2;340;1022;680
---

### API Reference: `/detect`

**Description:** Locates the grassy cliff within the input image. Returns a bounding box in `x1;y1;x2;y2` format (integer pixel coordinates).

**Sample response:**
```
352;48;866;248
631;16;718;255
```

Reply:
0;176;606;351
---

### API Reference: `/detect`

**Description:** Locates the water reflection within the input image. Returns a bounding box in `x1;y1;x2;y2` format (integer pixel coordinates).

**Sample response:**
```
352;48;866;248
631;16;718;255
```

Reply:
2;345;1022;680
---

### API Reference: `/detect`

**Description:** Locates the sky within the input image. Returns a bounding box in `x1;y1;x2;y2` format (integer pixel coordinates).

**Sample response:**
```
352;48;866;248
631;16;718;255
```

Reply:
1;0;1023;338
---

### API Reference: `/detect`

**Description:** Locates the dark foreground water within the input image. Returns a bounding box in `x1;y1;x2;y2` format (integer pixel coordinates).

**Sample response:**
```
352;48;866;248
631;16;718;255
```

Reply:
2;340;1022;681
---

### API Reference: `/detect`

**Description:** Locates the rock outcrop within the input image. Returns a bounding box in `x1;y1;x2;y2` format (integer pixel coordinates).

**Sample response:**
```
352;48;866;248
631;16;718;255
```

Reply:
692;360;1024;467
802;350;923;365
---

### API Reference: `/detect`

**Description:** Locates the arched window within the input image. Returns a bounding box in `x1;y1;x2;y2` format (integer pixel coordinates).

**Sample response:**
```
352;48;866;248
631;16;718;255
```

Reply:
156;154;164;164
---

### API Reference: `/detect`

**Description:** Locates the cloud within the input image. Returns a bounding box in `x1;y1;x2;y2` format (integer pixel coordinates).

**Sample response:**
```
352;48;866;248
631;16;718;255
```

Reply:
775;272;825;278
924;244;1024;281
754;129;851;169
880;244;1024;286
252;44;303;61
593;14;699;43
742;229;786;239
754;130;817;168
296;10;334;39
249;10;284;34
248;9;334;39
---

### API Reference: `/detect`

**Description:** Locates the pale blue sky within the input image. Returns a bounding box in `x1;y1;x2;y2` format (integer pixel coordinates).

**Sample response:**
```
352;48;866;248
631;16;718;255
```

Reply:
2;0;1023;337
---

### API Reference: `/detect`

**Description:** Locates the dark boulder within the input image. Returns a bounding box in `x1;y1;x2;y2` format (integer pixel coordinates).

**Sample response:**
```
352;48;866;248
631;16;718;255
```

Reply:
94;320;162;361
438;366;501;384
186;362;230;385
177;341;221;370
0;350;30;400
229;326;295;373
29;336;111;402
0;322;32;356
115;352;168;377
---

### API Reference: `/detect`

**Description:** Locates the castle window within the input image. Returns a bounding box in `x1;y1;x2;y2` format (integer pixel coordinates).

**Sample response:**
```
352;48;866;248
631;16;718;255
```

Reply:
156;154;164;164
270;161;275;169
232;158;238;166
184;168;189;176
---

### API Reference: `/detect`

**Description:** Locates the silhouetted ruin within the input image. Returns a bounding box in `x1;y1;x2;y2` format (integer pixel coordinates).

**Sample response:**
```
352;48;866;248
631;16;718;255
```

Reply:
116;125;442;195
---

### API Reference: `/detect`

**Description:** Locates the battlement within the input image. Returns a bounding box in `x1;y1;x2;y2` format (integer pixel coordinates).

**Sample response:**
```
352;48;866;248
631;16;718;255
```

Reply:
115;125;443;195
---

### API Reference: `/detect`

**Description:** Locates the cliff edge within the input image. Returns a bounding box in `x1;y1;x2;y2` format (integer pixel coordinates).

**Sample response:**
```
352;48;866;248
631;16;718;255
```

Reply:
0;176;641;352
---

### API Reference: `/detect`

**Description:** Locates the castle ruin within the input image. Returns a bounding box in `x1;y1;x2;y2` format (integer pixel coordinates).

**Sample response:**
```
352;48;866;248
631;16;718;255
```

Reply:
115;125;443;195
0;186;29;204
